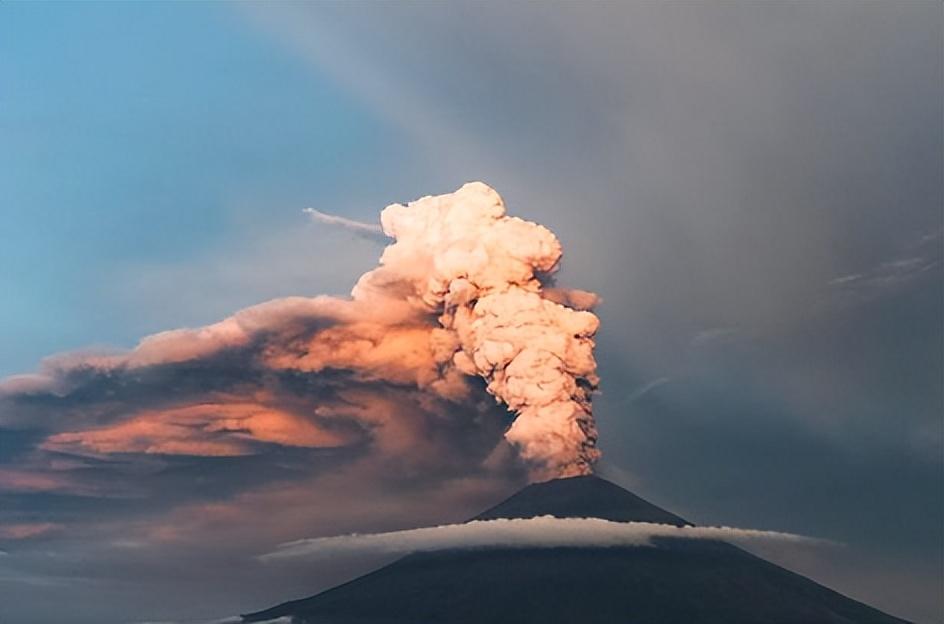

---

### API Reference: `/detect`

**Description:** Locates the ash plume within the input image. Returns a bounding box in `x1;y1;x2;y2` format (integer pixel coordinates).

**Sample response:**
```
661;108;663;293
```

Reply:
357;182;601;477
1;182;600;480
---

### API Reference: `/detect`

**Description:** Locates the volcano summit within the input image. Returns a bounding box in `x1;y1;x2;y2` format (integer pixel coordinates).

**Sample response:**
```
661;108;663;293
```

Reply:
244;475;909;624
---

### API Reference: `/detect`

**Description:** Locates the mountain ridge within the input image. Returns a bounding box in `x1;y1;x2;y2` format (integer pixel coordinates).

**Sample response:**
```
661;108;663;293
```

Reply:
472;474;690;526
243;475;911;624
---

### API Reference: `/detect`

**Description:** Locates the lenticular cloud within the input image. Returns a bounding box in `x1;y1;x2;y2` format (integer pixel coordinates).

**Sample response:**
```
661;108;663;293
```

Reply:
260;516;821;562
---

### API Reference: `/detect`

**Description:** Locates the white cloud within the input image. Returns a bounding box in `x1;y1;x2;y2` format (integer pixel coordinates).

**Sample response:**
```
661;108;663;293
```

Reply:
130;617;248;624
627;377;672;403
827;228;943;300
690;327;740;348
304;208;388;241
261;516;822;562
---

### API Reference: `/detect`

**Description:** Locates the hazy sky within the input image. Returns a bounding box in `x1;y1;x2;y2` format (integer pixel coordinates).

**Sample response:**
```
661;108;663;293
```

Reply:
1;3;941;623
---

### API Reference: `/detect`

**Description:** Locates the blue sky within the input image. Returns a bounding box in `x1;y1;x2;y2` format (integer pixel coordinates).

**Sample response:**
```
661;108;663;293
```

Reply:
0;3;941;624
0;2;397;375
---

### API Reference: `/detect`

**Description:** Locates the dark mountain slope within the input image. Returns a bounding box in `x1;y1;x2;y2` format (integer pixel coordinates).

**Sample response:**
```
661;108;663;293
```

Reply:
473;474;690;526
244;475;909;624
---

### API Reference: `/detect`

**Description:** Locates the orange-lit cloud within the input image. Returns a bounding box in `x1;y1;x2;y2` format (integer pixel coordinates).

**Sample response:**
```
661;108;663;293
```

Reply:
0;469;74;493
43;402;352;457
0;523;61;540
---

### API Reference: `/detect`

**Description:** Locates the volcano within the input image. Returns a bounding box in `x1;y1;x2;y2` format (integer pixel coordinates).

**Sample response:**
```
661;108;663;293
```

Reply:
243;475;909;624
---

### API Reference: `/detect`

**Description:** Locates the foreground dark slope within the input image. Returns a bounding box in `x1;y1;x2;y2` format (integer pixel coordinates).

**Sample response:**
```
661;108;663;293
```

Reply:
244;476;910;624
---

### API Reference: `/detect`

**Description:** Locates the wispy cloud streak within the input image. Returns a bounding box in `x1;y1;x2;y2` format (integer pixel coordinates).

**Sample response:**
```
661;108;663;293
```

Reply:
827;228;943;301
303;208;388;242
627;377;671;403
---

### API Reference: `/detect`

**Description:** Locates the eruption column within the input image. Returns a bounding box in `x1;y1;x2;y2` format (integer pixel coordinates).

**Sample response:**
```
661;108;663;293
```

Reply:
354;182;601;478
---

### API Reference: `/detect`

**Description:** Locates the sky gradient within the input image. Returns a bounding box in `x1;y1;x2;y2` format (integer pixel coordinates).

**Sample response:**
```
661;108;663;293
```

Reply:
0;3;941;623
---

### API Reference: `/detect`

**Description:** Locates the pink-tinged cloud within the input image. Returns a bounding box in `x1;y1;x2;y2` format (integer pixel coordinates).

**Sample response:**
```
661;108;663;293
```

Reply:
0;469;77;493
262;322;471;400
0;297;394;407
42;402;354;457
0;523;61;540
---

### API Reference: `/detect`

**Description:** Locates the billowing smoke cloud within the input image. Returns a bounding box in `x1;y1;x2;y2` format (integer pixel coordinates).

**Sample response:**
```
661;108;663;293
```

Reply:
356;182;601;476
261;516;821;561
1;182;599;480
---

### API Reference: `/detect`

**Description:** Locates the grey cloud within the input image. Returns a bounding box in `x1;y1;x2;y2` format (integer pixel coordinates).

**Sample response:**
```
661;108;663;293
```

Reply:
234;4;944;620
0;2;939;623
